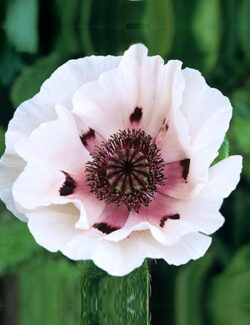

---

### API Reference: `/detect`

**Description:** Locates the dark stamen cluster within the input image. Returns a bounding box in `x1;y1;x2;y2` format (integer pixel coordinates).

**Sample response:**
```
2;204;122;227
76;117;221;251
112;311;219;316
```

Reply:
85;129;165;212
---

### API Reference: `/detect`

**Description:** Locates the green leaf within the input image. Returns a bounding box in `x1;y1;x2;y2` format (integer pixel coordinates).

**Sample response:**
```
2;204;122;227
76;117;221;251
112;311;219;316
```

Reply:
208;245;250;325
4;0;38;54
212;138;229;165
175;252;214;325
10;53;63;108
81;260;149;324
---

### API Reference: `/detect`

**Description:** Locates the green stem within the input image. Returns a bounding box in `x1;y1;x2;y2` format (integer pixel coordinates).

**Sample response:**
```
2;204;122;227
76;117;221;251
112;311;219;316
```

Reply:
80;260;149;324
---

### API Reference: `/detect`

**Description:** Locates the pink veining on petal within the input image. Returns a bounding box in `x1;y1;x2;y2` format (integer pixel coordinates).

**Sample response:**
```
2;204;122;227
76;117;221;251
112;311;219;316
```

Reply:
127;192;179;228
155;122;187;163
157;159;192;199
101;191;182;243
93;204;130;234
58;170;106;227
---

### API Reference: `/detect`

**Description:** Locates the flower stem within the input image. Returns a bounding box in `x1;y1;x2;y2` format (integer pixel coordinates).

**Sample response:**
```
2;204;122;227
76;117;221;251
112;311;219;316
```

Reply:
80;260;149;324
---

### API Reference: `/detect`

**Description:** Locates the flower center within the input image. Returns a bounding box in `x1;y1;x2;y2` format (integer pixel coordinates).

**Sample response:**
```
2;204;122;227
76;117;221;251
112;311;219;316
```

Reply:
86;129;165;212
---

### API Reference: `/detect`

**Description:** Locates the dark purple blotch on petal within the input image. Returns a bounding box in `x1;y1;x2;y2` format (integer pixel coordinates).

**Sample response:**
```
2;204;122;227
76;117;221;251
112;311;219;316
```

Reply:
130;107;142;123
180;159;190;181
160;213;180;228
59;172;76;196
93;222;120;234
80;128;95;147
165;124;169;132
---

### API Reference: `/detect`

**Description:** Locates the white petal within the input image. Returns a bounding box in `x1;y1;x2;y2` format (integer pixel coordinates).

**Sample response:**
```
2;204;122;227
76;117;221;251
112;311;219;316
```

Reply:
27;204;84;252
68;179;106;230
181;68;232;181
0;153;26;221
26;204;211;276
73;44;184;140
155;63;191;163
13;104;109;226
6;55;121;156
160;232;212;266
12;156;106;230
175;155;242;235
12;162;94;230
2;56;119;220
15;105;90;173
65;230;211;276
103;214;198;247
12;163;66;209
62;230;161;276
148;220;200;246
205;155;242;198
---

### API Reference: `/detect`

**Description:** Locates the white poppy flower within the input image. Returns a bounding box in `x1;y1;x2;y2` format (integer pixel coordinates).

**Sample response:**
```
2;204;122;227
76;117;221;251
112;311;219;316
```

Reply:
0;44;242;276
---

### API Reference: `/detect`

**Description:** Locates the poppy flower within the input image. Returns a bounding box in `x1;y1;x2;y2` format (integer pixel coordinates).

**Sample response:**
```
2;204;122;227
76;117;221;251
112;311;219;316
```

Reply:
0;45;242;276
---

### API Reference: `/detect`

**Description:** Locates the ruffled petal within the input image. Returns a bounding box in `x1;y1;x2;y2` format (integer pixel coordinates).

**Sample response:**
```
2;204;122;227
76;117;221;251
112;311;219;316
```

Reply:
12;163;99;230
1;56;120;219
63;230;211;276
6;55;121;156
26;203;212;276
12;106;105;227
62;174;107;230
27;204;89;252
155;64;190;163
12;163;66;209
73;44;185;141
173;155;242;235
0;153;26;221
13;107;107;227
160;232;212;266
15;105;90;174
205;155;242;198
180;68;232;181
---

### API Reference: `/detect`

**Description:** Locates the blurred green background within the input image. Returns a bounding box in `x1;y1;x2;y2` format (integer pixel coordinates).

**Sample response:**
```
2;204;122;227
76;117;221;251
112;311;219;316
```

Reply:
0;0;249;324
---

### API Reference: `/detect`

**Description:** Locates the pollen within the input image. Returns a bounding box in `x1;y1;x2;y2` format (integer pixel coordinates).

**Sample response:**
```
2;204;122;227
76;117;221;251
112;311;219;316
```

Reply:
85;129;165;212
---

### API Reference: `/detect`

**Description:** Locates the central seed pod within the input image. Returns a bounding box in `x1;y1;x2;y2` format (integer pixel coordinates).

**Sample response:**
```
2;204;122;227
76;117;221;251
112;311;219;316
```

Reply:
86;129;165;212
106;149;150;194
